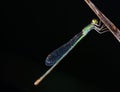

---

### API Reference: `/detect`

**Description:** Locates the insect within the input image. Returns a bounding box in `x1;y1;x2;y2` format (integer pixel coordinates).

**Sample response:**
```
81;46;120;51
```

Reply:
34;0;120;86
34;19;108;86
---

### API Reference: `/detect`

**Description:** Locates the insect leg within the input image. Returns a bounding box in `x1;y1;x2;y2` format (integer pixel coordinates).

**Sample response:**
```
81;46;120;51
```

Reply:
94;21;109;34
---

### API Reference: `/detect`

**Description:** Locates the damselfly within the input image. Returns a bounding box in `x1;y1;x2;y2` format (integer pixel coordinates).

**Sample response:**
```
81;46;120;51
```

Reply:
34;19;108;86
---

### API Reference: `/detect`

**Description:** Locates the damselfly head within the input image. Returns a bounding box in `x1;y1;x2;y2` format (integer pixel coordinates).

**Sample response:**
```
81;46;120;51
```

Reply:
91;19;98;25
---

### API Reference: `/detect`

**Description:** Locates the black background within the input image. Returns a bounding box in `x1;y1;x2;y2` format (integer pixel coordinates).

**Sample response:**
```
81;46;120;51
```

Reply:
1;0;120;92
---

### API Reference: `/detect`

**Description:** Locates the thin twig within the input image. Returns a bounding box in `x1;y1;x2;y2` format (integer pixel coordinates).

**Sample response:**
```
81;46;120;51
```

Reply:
84;0;120;42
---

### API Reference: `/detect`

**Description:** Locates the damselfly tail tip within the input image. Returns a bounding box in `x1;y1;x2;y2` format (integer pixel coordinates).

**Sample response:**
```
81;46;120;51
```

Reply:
34;77;43;86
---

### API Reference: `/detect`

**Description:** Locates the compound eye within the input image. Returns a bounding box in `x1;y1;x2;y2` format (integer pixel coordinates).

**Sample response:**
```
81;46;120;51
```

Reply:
92;19;98;24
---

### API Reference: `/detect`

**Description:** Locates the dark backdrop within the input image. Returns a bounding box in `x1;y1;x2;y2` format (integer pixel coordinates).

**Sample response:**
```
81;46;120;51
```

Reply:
1;0;120;92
